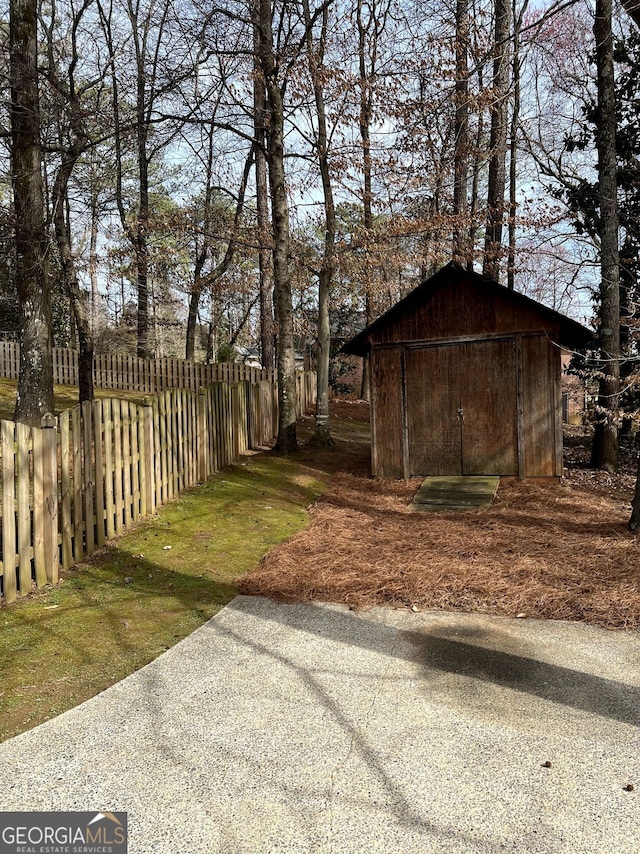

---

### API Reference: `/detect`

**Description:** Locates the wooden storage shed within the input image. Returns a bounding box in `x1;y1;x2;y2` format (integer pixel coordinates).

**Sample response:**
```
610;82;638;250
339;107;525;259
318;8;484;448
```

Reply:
343;262;592;479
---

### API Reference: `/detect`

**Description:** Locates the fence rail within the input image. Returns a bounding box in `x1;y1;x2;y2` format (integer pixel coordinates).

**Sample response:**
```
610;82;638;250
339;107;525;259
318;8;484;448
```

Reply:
0;380;281;605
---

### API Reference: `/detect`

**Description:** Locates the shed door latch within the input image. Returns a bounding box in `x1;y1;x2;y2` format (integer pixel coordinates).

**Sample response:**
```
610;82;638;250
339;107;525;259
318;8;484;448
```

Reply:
457;407;464;423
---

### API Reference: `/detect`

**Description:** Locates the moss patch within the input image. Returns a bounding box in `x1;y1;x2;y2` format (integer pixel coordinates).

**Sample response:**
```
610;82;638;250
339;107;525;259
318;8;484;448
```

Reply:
0;450;325;742
0;379;146;421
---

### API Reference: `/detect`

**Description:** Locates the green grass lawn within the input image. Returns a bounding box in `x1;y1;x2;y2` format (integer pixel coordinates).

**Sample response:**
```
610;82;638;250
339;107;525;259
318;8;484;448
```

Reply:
0;448;326;742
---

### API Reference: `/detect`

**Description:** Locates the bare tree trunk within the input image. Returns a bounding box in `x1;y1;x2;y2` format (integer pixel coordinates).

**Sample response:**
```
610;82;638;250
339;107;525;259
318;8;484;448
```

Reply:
483;0;511;282
136;96;150;358
89;188;100;333
150;277;161;357
101;0;173;361
206;292;217;363
53;176;94;403
254;22;274;372
10;0;54;425
46;25;95;403
187;148;254;360
186;119;214;362
507;0;522;290
630;451;640;530
453;0;470;263
228;296;259;350
592;0;620;473
356;0;384;402
257;0;297;453
303;0;334;445
468;64;485;270
185;287;202;361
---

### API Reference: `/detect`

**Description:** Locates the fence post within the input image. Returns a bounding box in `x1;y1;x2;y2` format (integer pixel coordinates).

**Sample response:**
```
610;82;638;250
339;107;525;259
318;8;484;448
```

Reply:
141;398;155;516
41;413;59;585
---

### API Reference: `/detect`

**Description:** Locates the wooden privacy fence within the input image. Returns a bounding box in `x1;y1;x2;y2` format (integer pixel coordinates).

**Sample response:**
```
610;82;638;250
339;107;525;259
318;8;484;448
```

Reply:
0;380;279;604
0;343;316;418
0;342;273;391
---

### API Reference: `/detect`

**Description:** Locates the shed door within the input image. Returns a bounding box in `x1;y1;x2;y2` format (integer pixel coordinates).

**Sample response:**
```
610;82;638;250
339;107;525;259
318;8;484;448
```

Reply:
406;345;462;475
404;339;518;476
459;339;518;475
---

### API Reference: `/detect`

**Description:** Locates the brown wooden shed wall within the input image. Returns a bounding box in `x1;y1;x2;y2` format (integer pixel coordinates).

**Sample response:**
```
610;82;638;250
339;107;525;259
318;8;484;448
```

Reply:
349;264;586;480
371;348;404;478
369;272;562;347
370;333;562;479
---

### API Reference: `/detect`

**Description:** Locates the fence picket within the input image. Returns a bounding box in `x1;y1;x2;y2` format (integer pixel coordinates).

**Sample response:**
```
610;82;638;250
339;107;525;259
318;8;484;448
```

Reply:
189;392;196;486
159;394;167;504
113;401;124;535
42;414;59;584
122;400;132;527
93;400;106;548
176;390;184;492
103;399;115;541
130;402;140;522
2;420;17;602
60;410;72;570
16;423;31;595
82;401;95;556
32;427;47;586
168;391;177;498
72;407;83;563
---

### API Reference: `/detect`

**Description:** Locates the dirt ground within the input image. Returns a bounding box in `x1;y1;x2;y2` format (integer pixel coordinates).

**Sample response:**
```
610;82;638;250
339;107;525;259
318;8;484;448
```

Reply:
239;402;640;629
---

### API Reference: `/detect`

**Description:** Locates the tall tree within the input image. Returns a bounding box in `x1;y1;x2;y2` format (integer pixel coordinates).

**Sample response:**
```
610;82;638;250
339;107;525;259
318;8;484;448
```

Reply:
254;0;298;453
10;0;55;424
452;0;470;263
302;0;335;445
483;0;511;281
184;140;254;361
355;0;389;399
99;0;191;359
43;0;98;402
253;16;275;371
591;0;620;471
506;0;528;289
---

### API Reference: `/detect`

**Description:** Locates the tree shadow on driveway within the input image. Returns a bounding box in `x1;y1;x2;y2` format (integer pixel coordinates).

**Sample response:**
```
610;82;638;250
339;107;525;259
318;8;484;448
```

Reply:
229;597;640;729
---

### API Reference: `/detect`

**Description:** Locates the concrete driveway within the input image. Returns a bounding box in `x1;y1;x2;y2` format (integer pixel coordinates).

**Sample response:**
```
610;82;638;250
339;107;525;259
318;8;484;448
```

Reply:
1;596;639;853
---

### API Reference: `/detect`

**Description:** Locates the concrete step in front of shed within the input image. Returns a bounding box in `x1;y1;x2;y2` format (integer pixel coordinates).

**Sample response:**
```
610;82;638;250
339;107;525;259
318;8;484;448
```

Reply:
411;476;499;512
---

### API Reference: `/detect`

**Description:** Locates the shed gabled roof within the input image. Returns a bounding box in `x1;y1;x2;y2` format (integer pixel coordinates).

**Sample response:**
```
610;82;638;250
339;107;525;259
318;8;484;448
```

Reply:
342;261;593;356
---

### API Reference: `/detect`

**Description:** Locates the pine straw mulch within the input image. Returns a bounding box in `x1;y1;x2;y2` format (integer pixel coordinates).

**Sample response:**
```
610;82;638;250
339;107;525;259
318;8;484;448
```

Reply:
239;403;640;629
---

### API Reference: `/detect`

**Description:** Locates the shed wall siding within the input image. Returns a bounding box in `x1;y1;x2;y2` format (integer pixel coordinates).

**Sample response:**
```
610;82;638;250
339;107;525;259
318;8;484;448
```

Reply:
371;348;404;477
371;274;561;347
521;335;558;476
